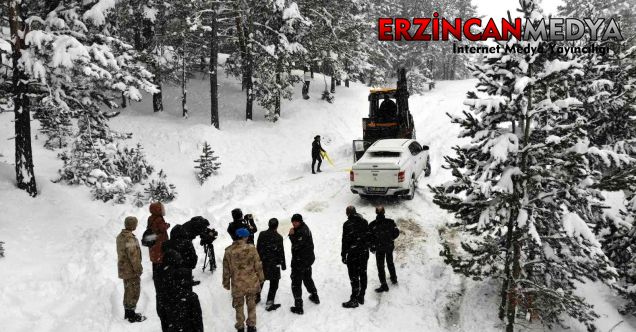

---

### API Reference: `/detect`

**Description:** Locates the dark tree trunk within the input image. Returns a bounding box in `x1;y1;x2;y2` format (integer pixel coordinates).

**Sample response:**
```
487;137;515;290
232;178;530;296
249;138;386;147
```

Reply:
153;60;163;112
9;0;37;196
345;79;349;87
274;70;281;119
209;5;219;129
506;233;521;332
499;212;515;321
121;92;127;108
234;7;252;120
151;3;164;112
330;76;335;94
310;66;314;78
181;38;188;118
235;9;247;92
450;55;457;80
245;57;253;121
245;13;254;121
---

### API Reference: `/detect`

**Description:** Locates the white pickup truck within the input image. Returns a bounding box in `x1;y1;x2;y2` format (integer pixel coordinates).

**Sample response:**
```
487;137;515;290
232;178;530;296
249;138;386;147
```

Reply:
350;139;430;200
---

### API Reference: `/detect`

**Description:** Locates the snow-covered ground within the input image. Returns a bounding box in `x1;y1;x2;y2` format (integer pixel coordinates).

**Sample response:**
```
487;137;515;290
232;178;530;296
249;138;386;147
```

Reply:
0;70;634;332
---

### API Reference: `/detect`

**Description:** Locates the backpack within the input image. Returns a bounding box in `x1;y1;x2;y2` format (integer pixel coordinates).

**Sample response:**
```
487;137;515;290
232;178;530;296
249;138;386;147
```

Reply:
141;228;157;247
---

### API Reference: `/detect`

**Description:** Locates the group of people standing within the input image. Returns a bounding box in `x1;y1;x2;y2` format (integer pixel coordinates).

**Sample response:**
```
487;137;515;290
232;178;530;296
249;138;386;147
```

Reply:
115;202;400;332
341;205;400;308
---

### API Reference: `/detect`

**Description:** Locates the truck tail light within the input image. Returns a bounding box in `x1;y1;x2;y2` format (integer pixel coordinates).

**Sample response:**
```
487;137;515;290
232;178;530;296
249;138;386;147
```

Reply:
398;171;405;182
350;170;354;181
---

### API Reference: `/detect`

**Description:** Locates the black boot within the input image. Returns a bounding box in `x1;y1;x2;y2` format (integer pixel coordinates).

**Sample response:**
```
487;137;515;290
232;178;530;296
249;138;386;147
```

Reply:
247;326;257;332
342;298;359;308
357;294;365;305
308;293;320;304
237;328;245;332
375;284;389;293
265;301;281;311
391;278;398;285
290;299;304;315
125;309;146;323
316;168;322;173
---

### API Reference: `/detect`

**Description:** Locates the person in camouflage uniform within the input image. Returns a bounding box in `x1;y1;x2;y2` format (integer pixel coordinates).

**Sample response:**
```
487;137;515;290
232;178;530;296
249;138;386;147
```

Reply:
116;216;146;323
223;228;265;332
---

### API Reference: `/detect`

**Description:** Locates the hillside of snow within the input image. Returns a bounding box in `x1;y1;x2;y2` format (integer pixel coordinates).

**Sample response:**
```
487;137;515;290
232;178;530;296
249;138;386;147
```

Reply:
0;68;634;332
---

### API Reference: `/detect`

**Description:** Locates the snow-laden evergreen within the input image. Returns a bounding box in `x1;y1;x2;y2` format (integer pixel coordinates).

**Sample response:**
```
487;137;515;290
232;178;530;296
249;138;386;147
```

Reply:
0;0;158;196
194;142;221;184
431;0;633;330
559;0;636;316
144;169;178;203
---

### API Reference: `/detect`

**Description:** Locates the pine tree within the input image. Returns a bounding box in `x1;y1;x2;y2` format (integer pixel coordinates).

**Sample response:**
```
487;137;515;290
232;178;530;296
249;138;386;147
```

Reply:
252;0;309;121
225;0;309;121
0;241;4;258
297;0;369;96
194;141;221;184
431;1;631;330
144;169;177;203
35;104;73;150
559;0;636;315
188;0;231;128
0;0;157;197
58;115;155;204
604;193;636;316
109;0;160;112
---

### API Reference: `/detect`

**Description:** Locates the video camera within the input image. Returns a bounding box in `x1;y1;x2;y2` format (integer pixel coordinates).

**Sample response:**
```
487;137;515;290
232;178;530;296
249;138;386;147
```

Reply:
183;216;219;273
200;227;218;247
183;216;218;247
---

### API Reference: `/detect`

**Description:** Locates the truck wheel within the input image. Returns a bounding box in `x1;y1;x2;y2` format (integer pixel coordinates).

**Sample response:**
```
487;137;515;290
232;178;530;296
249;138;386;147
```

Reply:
425;158;431;177
405;178;415;200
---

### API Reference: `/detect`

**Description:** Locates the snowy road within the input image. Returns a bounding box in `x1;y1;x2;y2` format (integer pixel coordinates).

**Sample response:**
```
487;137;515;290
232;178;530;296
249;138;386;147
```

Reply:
1;74;632;331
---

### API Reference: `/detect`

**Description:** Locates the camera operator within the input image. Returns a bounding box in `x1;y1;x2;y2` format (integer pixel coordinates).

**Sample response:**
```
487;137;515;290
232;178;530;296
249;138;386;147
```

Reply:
168;225;197;270
227;209;258;244
165;216;218;273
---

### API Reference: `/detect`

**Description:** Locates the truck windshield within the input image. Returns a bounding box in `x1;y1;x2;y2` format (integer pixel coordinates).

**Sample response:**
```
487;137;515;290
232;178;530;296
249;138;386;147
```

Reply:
369;151;401;158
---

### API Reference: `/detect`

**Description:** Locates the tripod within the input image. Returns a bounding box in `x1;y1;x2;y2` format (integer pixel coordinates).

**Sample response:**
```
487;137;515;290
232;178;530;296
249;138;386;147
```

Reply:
202;243;216;273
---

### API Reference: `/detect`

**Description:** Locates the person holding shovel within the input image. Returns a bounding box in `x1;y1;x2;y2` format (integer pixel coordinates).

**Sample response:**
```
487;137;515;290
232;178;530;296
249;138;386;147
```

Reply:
311;135;326;174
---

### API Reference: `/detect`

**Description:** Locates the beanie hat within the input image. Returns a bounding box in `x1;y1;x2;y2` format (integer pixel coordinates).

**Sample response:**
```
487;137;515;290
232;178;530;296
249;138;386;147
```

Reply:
268;218;279;228
291;213;303;222
235;228;250;239
124;216;138;230
314;135;320;140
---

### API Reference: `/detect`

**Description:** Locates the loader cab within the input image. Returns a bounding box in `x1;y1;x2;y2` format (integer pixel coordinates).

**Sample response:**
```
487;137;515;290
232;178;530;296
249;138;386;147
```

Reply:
369;89;398;120
353;68;415;161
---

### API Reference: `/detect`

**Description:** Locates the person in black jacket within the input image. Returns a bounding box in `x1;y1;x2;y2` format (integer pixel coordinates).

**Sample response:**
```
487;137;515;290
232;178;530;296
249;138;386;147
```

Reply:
168;225;198;270
311;135;326;174
158;245;204;332
256;218;286;311
341;206;370;308
369;206;400;292
227;208;257;244
288;213;319;314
